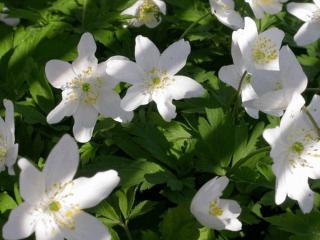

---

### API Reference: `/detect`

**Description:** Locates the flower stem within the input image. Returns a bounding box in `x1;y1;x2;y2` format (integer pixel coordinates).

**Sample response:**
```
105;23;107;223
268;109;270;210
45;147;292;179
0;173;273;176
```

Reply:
82;0;87;29
179;11;211;39
231;71;248;119
122;222;133;240
303;106;320;137
306;88;320;92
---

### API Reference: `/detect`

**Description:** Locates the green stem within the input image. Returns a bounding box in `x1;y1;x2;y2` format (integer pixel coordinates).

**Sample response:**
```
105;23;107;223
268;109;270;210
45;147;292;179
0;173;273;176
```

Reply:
227;146;271;176
303;106;320;137
123;222;133;240
231;71;248;118
82;0;87;29
179;11;211;39
306;88;320;92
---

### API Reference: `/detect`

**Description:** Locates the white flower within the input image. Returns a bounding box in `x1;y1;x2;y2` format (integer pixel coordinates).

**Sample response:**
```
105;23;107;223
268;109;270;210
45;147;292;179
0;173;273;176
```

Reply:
45;32;133;143
190;176;242;231
3;134;120;240
263;93;320;213
0;7;20;26
106;35;205;122
236;17;284;72
245;0;288;19
287;0;320;46
218;31;259;118
243;45;308;117
209;0;244;30
0;99;18;175
121;0;166;28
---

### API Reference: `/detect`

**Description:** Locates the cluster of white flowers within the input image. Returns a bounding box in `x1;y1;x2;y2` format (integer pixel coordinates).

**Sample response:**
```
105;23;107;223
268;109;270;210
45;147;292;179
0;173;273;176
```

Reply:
2;0;320;238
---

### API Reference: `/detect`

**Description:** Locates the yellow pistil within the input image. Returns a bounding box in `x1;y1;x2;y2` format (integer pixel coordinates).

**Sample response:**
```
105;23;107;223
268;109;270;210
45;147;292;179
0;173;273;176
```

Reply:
81;83;91;92
209;200;223;216
0;146;7;160
252;36;278;65
49;201;62;212
152;77;161;86
138;0;160;22
291;142;304;155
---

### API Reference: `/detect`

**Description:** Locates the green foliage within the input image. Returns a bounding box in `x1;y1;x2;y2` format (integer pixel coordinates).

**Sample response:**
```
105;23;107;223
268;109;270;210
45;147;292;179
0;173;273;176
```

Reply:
0;0;319;239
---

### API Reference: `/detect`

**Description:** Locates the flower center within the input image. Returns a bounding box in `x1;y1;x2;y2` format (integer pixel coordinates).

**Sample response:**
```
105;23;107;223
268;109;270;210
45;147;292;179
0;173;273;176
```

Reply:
49;201;61;212
252;36;278;65
258;0;275;5
209;200;223;216
312;9;320;22
152;77;161;86
138;0;160;22
0;137;7;162
81;83;91;92
291;142;304;155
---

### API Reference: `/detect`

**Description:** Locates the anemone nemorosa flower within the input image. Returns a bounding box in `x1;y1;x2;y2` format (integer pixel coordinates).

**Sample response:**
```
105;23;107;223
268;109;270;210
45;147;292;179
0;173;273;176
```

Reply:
245;0;288;19
121;0;166;28
191;176;242;231
3;134;120;240
45;32;133;143
106;35;205;122
263;93;320;213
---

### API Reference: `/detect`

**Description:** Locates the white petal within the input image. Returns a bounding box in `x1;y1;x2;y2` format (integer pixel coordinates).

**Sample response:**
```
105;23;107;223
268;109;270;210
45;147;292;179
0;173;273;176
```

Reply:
121;84;152;111
260;2;282;15
225;218;242;231
263;127;281;147
256;27;284;70
106;59;145;84
314;0;320;8
168;76;205;100
6;144;18;175
153;0;167;14
47;94;79;124
18;158;45;203
306;94;320;124
135;35;160;72
2;203;36;239
3;99;14;139
158;39;191;75
231;32;245;71
215;10;244;30
280;93;305;130
218;65;242;90
45;60;77;89
95;89;133;123
69;170;120;209
144;16;162;28
287;3;317;22
35;221;63;240
280;45;307;93
72;32;98;74
43;134;79;189
1;17;20;26
247;1;265;19
237;17;258;71
63;212;111;240
121;0;142;16
152;91;177;122
192;176;229;205
294;22;320;46
72;103;98;143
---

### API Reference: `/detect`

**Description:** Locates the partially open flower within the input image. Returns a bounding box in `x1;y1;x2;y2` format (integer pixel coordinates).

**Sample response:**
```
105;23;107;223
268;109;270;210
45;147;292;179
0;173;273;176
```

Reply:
121;0;166;28
209;0;244;30
2;134;120;240
0;99;18;175
190;176;242;231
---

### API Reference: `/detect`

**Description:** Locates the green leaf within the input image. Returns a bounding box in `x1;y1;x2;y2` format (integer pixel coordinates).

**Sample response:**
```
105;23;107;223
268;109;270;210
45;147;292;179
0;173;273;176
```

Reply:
130;200;157;220
159;205;199;240
266;212;320;238
0;192;17;213
95;201;121;225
